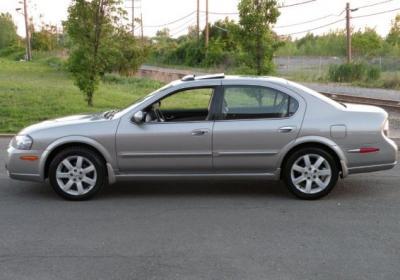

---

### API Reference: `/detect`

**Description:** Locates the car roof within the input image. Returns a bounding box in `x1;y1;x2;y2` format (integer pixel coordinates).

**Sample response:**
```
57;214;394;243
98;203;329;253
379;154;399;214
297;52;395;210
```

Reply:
177;73;289;86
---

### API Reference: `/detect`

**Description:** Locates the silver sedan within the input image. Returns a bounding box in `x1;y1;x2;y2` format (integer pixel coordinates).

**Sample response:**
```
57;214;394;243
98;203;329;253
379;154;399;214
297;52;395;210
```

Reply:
5;74;398;200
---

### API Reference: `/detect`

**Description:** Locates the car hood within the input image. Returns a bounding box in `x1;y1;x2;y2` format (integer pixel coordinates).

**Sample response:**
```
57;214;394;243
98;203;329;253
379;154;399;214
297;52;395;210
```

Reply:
19;113;108;135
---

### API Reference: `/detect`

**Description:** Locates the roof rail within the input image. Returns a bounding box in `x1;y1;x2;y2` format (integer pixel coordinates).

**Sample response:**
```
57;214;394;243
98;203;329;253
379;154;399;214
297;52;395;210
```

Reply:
197;73;225;80
181;73;225;82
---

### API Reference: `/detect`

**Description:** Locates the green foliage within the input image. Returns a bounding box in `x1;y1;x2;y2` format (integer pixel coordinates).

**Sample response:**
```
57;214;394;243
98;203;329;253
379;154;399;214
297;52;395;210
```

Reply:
276;26;399;58
0;13;18;50
366;66;381;81
104;28;149;76
64;0;146;106
0;44;25;60
0;58;162;133
31;25;59;51
387;14;400;47
148;18;245;69
148;1;282;74
238;0;280;75
352;28;382;57
328;63;381;83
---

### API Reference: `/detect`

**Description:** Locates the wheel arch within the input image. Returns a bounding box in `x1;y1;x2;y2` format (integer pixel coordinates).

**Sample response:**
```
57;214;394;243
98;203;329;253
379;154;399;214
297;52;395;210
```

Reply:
40;136;115;181
279;136;348;179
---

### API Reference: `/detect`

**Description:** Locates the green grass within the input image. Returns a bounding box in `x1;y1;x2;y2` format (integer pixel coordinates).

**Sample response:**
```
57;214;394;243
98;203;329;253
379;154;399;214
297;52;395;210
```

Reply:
0;58;163;133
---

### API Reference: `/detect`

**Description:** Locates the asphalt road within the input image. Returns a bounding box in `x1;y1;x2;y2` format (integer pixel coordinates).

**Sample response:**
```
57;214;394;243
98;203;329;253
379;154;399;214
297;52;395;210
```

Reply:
0;138;399;280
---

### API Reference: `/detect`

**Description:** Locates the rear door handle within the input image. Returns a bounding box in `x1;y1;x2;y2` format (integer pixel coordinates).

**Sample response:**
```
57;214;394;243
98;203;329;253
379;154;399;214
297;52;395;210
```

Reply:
279;126;296;133
192;129;209;136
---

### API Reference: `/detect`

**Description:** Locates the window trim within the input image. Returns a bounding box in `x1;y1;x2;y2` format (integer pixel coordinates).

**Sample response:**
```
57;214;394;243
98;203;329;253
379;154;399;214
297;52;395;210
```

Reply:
131;85;223;125
214;85;300;121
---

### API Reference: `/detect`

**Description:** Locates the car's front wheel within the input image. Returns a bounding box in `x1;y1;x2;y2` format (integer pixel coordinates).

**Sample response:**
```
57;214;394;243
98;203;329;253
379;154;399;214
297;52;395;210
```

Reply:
283;147;339;199
48;147;106;200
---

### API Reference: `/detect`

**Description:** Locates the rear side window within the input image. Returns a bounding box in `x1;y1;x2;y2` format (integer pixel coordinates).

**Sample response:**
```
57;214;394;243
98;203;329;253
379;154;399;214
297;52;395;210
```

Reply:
221;86;299;120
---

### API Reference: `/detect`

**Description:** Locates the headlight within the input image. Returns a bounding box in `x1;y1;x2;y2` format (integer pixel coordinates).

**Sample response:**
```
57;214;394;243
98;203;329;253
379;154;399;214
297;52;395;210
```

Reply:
13;135;33;150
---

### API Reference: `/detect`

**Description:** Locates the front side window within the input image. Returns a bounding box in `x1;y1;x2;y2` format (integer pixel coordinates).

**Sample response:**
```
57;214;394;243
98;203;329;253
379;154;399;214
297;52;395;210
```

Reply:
221;86;299;120
144;87;215;123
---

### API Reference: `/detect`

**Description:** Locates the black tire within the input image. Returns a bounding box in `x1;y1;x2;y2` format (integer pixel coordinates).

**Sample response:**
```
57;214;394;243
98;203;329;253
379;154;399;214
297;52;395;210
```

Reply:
48;146;106;200
283;147;339;200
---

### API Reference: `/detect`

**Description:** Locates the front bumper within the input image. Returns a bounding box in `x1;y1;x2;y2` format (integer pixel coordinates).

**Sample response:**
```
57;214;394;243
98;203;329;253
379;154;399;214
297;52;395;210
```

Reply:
5;146;44;182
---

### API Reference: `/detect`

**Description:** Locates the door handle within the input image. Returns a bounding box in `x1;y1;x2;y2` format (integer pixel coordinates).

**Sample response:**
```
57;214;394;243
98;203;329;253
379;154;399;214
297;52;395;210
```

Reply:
279;126;296;133
192;129;208;136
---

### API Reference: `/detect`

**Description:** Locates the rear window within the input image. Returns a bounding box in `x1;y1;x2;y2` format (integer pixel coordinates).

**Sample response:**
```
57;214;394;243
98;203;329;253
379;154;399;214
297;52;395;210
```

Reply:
221;86;299;120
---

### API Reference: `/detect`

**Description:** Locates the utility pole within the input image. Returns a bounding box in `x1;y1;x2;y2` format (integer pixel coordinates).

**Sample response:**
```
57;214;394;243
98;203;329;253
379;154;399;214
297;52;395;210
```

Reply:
205;0;209;48
196;0;200;40
346;2;351;63
140;12;144;40
23;0;32;61
131;0;135;36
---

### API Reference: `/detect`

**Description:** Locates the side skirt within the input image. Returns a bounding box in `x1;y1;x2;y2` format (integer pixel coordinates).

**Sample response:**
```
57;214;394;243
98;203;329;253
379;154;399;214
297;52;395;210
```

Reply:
114;171;280;182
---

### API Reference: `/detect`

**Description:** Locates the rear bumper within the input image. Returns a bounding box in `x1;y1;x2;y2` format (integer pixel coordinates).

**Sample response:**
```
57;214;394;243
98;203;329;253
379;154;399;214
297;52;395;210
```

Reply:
347;161;397;175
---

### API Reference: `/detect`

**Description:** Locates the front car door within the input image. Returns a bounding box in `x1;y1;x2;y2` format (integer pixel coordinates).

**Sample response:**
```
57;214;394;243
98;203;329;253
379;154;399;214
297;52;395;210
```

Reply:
116;82;221;173
212;80;306;174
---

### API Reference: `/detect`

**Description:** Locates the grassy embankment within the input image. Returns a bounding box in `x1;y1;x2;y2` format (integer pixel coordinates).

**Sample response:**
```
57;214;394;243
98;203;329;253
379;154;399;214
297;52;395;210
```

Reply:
0;57;163;133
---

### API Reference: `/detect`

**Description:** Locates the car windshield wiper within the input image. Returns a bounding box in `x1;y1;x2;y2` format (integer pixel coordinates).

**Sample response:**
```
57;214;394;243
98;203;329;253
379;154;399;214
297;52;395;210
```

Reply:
103;109;119;119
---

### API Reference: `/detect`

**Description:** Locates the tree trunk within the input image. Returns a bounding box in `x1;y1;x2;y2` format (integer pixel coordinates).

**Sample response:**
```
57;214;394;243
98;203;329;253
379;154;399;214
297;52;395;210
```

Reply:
87;89;94;106
87;0;105;107
255;0;262;75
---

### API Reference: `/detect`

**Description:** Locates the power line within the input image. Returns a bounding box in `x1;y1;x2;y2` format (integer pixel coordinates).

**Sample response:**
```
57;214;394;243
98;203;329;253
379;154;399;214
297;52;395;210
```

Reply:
279;0;316;8
351;7;400;19
275;9;345;28
203;11;238;15
354;0;394;10
167;15;204;32
170;19;197;37
202;0;317;15
281;18;345;36
144;11;196;28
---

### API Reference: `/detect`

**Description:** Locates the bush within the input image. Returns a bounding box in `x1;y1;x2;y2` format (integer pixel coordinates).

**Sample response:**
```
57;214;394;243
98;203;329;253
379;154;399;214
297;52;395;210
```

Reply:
0;44;25;60
382;74;400;89
366;66;381;81
328;62;380;82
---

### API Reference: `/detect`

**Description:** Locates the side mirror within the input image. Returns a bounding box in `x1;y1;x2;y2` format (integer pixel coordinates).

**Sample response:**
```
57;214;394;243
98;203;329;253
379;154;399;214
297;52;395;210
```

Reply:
133;111;144;124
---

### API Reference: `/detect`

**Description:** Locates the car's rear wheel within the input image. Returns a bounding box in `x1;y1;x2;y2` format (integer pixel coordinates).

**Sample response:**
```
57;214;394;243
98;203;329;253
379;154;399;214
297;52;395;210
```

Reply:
48;147;106;200
283;147;339;199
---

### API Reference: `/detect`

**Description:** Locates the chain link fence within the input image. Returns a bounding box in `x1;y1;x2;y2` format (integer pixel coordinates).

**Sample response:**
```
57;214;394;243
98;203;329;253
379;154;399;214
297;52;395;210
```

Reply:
274;56;400;75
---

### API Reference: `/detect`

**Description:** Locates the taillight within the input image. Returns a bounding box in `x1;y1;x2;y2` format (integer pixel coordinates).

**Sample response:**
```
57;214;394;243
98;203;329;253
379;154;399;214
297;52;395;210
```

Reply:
383;119;389;137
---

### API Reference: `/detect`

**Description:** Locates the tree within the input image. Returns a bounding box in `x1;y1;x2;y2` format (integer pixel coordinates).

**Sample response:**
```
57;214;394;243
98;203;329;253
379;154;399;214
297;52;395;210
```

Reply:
352;28;383;57
0;13;18;49
31;24;59;51
387;14;400;46
238;0;280;75
65;0;144;106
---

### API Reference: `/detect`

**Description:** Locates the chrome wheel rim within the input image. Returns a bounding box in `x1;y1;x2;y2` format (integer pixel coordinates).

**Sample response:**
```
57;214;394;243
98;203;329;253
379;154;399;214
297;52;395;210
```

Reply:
290;154;332;194
56;156;97;196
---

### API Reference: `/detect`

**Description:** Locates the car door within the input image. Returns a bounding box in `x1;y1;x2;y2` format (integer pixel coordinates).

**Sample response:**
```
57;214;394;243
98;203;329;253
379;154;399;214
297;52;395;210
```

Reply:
212;81;306;173
116;85;220;173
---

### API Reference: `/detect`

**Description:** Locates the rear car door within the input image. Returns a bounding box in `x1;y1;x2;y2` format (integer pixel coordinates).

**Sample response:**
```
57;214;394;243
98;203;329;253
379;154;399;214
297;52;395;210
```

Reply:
212;81;306;173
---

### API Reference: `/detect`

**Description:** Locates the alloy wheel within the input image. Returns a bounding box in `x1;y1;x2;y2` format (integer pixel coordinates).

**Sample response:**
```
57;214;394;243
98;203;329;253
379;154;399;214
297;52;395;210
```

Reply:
55;155;98;196
290;153;332;194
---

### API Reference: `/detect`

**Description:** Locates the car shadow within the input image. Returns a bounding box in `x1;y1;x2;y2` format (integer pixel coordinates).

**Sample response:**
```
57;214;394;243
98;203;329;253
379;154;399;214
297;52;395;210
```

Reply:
99;179;292;200
9;177;389;202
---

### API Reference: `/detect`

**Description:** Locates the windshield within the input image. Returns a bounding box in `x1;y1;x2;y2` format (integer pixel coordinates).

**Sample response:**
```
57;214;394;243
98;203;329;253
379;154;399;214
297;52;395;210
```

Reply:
112;83;173;118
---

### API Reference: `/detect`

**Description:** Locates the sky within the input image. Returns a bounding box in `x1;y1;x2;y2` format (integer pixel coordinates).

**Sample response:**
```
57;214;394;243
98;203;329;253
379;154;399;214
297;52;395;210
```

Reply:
1;0;399;39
